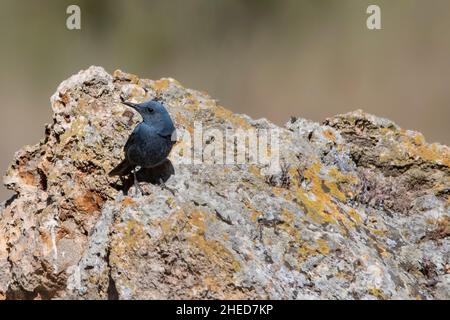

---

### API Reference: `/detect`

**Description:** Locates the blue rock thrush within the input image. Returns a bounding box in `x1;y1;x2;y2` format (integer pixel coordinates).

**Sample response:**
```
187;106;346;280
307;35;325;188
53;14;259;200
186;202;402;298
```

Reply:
109;99;176;194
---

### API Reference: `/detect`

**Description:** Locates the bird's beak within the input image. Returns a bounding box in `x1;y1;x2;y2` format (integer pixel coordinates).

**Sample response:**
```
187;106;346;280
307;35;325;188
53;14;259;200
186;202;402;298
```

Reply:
122;101;140;111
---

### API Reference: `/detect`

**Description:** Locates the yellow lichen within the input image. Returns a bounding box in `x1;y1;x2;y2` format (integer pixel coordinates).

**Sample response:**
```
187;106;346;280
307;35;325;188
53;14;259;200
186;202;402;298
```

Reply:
153;79;170;90
248;165;261;177
376;244;391;258
413;132;425;145
277;208;302;244
113;69;140;83
349;208;362;222
60;116;88;144
119;219;146;248
250;211;260;223
297;242;317;259
214;106;252;129
369;228;387;237
291;162;355;231
296;238;332;267
165;197;176;208
316;239;330;255
368;287;387;299
187;209;241;273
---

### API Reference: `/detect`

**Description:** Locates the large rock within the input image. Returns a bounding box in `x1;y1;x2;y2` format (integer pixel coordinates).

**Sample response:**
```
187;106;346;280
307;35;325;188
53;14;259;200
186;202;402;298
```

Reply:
0;66;449;300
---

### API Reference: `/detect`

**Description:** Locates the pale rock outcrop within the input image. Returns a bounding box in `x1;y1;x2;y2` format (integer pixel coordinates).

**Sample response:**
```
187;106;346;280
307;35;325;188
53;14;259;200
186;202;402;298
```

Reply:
0;66;449;299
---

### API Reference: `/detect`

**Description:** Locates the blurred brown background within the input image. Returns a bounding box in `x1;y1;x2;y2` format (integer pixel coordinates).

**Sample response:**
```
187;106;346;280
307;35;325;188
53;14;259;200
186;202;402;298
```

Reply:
0;0;449;199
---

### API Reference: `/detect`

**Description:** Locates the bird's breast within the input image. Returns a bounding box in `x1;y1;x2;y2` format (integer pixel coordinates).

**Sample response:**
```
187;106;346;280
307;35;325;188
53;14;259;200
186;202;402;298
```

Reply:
126;130;174;168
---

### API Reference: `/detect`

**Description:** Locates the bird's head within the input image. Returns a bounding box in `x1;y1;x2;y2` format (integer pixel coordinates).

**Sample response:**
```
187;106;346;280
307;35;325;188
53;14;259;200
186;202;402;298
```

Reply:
122;99;172;125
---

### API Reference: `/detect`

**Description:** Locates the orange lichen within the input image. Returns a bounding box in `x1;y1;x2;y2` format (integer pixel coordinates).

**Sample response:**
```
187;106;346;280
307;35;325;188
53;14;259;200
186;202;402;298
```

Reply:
379;130;450;168
122;197;135;207
323;129;336;142
204;276;221;292
19;171;36;186
74;191;103;214
59;93;70;106
405;140;450;167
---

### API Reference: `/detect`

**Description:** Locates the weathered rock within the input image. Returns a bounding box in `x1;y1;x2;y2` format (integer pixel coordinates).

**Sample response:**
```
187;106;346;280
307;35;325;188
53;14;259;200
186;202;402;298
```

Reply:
0;66;449;300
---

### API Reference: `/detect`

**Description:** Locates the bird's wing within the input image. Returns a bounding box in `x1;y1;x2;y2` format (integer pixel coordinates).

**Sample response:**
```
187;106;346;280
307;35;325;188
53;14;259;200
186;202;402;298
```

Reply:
157;124;175;139
124;126;140;153
109;158;133;177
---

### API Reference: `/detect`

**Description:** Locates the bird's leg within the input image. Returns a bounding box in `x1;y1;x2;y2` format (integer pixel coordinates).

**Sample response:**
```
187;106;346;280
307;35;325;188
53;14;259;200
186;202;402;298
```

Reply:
133;166;144;196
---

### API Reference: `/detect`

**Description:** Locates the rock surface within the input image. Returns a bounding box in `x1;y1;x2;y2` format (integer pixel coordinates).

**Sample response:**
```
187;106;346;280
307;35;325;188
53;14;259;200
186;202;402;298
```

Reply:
0;66;449;300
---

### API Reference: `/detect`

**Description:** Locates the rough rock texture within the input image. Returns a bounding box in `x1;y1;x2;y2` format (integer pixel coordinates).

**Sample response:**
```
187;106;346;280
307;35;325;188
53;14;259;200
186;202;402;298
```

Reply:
1;66;449;300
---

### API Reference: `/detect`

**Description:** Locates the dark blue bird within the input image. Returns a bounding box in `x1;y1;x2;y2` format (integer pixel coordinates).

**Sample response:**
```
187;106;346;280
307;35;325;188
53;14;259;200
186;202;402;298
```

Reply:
109;99;176;194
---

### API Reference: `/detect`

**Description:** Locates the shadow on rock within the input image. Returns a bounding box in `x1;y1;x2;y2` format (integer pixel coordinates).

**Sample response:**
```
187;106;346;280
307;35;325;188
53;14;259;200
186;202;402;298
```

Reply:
112;159;175;195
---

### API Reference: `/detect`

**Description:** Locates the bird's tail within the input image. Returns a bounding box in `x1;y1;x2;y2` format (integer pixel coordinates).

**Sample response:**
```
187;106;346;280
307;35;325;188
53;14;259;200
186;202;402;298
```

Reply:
109;159;133;177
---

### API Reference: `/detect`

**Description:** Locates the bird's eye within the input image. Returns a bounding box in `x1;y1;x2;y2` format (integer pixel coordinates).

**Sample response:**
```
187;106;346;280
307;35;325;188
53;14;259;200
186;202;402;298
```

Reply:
148;108;154;113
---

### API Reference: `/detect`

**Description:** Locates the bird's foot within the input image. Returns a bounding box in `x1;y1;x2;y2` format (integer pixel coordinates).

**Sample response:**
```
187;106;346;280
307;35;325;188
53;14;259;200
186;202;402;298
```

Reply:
159;178;175;195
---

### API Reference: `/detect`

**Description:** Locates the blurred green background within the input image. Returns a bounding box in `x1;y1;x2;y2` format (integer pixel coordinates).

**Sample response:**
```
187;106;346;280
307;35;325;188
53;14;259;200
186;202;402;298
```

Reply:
1;0;449;199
